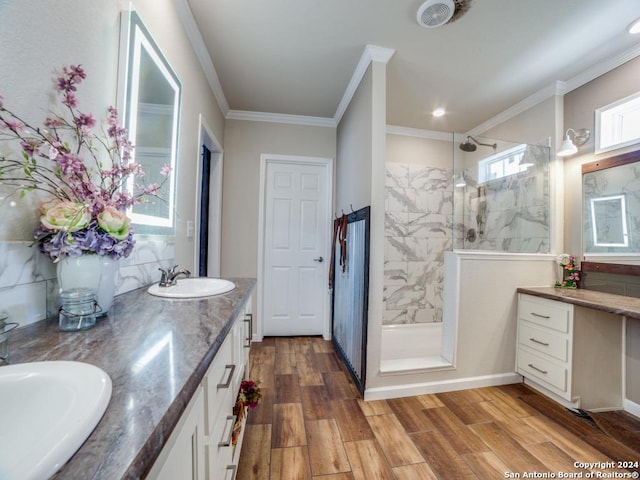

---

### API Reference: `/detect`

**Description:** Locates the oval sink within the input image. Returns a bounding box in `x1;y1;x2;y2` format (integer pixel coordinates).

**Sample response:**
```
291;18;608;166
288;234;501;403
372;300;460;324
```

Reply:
147;277;236;298
0;361;112;480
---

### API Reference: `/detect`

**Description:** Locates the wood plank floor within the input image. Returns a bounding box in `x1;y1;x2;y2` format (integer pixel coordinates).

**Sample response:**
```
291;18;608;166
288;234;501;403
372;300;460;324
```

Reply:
237;337;640;479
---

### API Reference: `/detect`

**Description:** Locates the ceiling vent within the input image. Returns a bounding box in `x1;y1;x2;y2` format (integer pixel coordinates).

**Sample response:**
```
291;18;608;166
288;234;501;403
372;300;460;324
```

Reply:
417;0;456;28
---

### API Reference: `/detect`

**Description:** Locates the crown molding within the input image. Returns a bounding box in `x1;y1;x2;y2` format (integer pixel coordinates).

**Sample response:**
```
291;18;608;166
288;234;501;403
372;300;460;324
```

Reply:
174;0;229;115
226;110;335;127
333;44;396;126
386;125;452;141
562;41;640;94
468;81;565;136
470;42;640;136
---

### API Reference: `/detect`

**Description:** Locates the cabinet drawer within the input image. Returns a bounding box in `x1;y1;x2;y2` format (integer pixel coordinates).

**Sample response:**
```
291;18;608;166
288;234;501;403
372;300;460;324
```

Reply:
518;321;569;362
206;403;235;480
204;334;234;433
517;348;567;393
519;295;570;333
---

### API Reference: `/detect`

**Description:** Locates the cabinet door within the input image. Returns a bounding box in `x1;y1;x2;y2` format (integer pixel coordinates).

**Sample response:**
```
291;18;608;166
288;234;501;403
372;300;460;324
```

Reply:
151;387;205;480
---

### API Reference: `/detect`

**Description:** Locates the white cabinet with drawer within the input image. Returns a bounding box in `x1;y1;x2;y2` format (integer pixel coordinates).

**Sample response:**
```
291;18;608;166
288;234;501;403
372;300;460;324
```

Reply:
516;293;623;410
149;294;253;480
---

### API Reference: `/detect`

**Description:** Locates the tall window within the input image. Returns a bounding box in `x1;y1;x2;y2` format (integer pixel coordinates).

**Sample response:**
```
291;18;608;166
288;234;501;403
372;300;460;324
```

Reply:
596;91;640;154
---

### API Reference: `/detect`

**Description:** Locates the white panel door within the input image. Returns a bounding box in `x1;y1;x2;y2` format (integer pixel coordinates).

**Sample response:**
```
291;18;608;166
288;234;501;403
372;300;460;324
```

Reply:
263;160;329;336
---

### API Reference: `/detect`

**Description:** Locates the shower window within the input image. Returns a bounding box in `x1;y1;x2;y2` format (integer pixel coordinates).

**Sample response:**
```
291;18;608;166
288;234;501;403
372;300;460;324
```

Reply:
453;134;550;253
478;144;527;183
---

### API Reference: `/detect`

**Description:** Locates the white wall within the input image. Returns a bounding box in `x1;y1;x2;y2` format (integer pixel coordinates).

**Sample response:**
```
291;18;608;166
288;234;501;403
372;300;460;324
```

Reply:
336;65;373;212
221;119;336;277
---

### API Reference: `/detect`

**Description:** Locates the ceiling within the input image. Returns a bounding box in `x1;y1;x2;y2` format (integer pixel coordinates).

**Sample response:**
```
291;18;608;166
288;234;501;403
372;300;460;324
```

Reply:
185;0;640;133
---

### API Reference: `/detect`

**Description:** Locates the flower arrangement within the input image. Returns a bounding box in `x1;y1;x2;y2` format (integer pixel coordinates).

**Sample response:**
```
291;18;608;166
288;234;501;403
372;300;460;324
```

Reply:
0;65;170;262
555;253;580;288
238;380;262;409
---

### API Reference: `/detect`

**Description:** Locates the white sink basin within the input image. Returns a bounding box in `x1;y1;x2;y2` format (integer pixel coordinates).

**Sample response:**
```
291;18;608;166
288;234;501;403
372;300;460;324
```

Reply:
148;277;236;298
0;361;112;480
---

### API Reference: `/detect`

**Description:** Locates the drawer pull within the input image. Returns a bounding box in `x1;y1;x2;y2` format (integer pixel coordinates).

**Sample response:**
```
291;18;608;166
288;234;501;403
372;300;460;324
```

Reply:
226;464;237;480
217;364;236;389
243;313;252;348
218;415;238;447
528;363;548;375
529;337;549;347
530;312;550;319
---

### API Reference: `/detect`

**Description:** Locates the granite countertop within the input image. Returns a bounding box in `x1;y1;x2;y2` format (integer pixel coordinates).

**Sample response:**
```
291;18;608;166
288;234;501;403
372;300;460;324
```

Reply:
7;277;256;479
517;286;640;321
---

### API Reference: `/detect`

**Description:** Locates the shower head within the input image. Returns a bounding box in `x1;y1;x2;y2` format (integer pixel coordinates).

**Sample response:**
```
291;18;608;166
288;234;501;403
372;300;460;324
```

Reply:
459;136;497;152
459;137;477;152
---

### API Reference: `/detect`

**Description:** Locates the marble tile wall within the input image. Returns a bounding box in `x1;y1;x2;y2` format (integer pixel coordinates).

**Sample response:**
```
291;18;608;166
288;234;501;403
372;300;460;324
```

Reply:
384;163;452;325
454;147;550;253
0;239;174;327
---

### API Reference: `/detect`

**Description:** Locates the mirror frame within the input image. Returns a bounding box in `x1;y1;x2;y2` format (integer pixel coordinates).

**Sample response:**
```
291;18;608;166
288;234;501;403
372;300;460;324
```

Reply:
581;149;640;276
121;10;181;234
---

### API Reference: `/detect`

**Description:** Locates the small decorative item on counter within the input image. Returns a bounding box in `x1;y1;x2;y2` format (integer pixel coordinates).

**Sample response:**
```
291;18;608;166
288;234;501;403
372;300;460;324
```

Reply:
232;380;262;445
58;288;101;331
554;254;580;288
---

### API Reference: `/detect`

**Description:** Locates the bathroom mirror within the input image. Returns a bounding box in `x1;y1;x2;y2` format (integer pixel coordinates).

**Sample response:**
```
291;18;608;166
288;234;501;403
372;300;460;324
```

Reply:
590;195;628;247
122;10;180;235
582;149;640;273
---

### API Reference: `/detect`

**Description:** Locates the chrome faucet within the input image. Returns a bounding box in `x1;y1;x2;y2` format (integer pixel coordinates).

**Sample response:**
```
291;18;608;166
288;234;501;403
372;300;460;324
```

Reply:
158;265;192;287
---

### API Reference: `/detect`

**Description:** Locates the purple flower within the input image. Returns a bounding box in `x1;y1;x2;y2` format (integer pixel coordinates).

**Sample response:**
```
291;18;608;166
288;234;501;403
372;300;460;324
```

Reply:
57;76;76;93
62;92;77;108
21;139;40;157
77;113;96;129
57;152;84;175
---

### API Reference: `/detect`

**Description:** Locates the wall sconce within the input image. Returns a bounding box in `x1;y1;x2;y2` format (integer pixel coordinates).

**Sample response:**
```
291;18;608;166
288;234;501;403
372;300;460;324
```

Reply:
557;128;590;157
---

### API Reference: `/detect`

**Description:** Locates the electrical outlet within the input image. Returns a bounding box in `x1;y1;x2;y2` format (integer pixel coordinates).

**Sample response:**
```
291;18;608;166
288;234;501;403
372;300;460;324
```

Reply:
186;220;194;238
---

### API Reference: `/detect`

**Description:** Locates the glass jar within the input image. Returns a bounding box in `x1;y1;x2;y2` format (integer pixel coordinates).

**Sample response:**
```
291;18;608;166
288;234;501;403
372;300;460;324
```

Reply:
59;288;100;331
0;311;19;361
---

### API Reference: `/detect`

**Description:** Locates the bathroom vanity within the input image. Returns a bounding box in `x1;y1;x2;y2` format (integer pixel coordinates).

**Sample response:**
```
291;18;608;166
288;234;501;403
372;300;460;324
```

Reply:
516;286;640;411
5;278;255;479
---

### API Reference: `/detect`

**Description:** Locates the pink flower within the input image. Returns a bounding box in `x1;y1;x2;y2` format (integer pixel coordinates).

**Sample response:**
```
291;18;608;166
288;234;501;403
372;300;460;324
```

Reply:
41;201;91;232
77;113;96;130
21;139;41;158
161;164;172;177
62;92;77;108
2;118;24;131
97;206;130;240
57;152;84;175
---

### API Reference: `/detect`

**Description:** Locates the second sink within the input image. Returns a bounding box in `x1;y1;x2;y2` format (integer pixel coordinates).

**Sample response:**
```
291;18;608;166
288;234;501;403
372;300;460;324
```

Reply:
148;277;236;298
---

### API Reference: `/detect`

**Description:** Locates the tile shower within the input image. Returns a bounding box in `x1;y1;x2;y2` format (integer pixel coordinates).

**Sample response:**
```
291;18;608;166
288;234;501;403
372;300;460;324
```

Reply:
381;135;551;372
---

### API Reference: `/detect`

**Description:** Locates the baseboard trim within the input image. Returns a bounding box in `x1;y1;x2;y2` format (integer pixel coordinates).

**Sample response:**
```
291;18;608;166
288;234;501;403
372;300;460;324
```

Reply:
624;398;640;417
363;372;522;401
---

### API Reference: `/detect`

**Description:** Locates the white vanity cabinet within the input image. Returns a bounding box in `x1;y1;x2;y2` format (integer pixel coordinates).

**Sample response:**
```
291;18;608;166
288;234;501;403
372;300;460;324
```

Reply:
516;293;623;410
148;386;206;480
148;295;253;480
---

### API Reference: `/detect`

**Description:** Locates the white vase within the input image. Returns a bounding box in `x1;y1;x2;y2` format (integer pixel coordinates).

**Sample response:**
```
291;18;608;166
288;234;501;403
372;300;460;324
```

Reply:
57;255;119;317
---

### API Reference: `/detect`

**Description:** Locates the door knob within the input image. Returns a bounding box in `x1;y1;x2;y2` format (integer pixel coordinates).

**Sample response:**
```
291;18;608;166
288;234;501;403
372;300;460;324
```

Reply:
313;256;324;263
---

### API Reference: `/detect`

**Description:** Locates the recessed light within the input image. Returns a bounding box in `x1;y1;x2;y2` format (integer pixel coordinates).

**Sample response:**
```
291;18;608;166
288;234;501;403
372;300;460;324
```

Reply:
629;18;640;34
432;108;445;117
